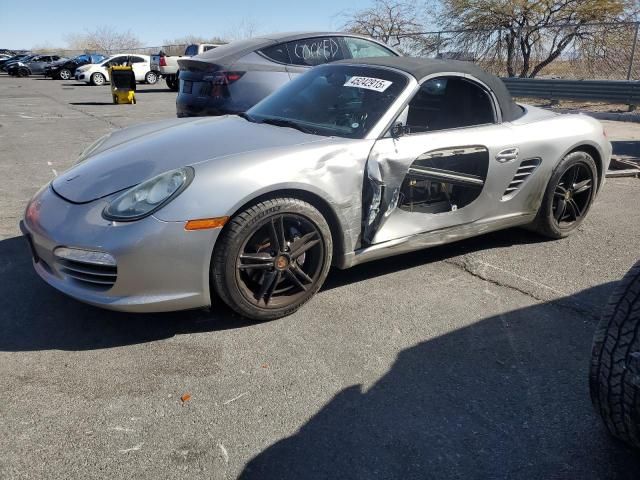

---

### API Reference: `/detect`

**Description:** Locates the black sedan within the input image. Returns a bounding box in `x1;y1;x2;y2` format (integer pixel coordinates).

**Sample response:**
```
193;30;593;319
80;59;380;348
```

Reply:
0;54;31;71
45;54;106;80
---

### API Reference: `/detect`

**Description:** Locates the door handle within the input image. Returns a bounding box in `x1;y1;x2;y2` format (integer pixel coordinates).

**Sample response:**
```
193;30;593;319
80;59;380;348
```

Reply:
496;148;519;163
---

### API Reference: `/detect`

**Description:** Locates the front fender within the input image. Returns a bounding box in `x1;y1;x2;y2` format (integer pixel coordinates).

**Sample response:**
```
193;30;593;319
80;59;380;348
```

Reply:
154;139;375;255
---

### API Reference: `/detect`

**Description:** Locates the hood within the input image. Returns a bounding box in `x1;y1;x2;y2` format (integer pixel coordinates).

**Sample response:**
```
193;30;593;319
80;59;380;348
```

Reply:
52;116;328;203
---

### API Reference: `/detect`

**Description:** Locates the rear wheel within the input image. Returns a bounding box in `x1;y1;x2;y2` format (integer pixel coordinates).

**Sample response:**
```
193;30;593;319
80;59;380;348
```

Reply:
530;151;597;238
590;261;640;449
145;71;159;85
213;198;333;321
166;74;179;91
58;68;71;80
90;72;105;86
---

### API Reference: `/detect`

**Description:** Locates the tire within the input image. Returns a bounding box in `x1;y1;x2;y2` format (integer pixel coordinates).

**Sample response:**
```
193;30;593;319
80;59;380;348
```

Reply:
590;261;640;449
530;151;598;239
145;71;159;85
90;72;105;86
213;198;333;321
166;74;179;91
113;95;118;104
58;68;71;80
17;68;28;77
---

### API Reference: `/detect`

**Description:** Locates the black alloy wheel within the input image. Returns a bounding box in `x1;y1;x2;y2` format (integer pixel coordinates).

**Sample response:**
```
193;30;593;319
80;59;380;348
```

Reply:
552;162;594;227
530;150;597;239
236;214;325;308
213;198;332;320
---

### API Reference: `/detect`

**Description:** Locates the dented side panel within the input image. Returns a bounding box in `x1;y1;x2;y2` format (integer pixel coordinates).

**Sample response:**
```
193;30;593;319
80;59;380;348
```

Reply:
363;123;537;245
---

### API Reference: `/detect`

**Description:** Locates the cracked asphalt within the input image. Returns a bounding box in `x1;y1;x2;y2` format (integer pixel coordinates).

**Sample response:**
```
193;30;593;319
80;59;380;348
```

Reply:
1;74;640;479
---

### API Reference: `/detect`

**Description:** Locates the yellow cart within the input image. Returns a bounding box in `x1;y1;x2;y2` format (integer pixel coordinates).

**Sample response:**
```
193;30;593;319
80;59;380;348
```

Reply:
109;65;137;104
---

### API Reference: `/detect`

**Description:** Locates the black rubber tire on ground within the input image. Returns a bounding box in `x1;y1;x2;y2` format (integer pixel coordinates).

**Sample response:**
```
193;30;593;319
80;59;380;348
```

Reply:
166;74;179;91
17;68;29;77
530;150;598;239
90;72;105;86
590;261;640;449
212;198;333;321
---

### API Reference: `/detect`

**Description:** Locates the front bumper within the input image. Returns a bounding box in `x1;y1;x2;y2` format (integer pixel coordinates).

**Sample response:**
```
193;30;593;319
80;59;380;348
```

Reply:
21;185;220;312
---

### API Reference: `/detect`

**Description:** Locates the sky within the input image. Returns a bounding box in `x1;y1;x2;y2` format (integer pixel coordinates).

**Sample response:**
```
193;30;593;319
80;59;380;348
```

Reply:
0;0;375;50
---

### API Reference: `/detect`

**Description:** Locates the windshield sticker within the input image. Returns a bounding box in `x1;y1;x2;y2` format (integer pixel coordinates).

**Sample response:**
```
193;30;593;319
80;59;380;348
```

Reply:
344;76;392;92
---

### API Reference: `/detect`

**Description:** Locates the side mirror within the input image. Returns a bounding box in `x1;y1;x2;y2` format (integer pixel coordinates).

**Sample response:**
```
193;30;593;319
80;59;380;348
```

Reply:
390;122;409;138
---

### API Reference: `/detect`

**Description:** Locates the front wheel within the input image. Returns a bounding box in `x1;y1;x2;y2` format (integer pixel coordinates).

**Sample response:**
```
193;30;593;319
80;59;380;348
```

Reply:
530;151;597;239
90;72;105;86
213;198;333;321
17;68;29;77
145;71;159;84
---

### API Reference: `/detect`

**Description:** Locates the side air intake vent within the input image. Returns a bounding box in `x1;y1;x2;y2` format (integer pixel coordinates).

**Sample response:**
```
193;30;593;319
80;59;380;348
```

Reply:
502;158;541;199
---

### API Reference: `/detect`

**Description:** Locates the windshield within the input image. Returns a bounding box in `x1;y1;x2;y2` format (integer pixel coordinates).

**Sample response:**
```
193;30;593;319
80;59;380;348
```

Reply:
247;65;408;139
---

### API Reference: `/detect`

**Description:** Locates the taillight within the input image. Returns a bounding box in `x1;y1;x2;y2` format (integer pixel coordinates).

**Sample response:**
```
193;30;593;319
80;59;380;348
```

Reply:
159;56;167;67
212;71;244;85
210;71;245;98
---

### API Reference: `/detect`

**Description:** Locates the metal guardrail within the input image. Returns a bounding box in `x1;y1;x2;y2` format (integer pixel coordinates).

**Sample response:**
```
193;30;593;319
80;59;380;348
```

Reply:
502;78;640;106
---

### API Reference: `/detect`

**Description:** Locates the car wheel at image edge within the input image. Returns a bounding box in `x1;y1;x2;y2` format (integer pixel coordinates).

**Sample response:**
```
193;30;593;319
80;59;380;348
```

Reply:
212;198;333;321
90;72;105;86
530;150;597;239
590;260;640;449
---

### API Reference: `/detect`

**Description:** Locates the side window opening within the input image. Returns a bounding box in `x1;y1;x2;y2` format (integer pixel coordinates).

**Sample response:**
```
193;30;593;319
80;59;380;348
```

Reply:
259;44;291;64
285;37;345;67
343;37;395;58
405;77;495;134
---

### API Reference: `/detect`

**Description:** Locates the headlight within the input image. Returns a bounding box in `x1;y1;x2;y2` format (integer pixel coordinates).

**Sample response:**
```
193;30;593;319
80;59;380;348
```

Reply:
103;167;194;221
76;133;111;164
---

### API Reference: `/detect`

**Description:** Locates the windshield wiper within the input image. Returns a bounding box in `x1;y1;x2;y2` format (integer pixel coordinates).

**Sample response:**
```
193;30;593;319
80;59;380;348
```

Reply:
259;117;314;134
236;112;256;122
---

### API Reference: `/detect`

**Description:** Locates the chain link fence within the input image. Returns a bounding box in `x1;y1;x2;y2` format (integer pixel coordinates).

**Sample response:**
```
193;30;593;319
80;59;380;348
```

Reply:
394;21;640;81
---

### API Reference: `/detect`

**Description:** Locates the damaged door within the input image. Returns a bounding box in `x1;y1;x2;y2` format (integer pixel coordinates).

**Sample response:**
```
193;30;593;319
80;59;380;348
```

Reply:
362;75;519;245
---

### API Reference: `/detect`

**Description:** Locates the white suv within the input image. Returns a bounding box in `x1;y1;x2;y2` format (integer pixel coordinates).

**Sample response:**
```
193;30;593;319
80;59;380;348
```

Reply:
75;54;158;86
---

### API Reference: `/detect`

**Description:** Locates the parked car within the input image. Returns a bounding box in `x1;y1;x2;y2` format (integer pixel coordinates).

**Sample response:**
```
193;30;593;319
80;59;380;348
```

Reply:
590;260;640;449
45;54;106;80
0;54;32;71
7;55;67;77
0;54;11;61
151;43;223;91
75;54;158;86
21;57;611;321
176;32;400;117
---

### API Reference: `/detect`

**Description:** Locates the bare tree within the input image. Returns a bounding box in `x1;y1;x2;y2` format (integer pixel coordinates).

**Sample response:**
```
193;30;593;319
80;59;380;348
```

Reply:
341;0;429;50
65;26;142;54
439;0;637;77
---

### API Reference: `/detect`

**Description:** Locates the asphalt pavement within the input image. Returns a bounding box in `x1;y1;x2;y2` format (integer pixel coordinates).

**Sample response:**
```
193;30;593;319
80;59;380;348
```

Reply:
1;74;639;479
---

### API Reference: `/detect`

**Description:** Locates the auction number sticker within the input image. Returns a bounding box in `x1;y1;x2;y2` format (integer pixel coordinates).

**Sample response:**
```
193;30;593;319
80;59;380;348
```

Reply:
344;76;392;92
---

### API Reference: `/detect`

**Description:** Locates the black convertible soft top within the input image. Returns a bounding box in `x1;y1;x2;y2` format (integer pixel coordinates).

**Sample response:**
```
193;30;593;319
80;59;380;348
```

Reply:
334;56;523;122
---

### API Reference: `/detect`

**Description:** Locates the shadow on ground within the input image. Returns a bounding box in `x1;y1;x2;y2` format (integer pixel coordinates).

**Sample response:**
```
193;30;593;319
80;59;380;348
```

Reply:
0;227;613;352
0;228;556;352
68;101;118;106
240;282;640;480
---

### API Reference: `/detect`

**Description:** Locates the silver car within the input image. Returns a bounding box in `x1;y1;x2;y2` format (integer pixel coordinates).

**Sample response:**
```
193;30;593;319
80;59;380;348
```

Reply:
176;32;400;117
21;57;611;320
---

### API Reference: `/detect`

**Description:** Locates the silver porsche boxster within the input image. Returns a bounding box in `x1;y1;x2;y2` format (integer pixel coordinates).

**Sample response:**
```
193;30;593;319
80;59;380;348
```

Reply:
21;57;611;320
